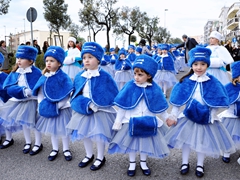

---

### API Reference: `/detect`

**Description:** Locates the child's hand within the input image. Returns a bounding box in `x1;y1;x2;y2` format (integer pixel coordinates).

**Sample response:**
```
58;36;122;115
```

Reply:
24;88;32;97
112;122;122;131
166;118;177;127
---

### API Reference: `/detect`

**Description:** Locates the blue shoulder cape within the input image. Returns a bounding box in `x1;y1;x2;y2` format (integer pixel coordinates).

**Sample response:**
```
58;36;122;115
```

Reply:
170;74;229;107
0;72;11;102
127;53;137;62
32;69;73;102
71;68;119;107
225;83;240;104
115;58;132;70
114;80;168;113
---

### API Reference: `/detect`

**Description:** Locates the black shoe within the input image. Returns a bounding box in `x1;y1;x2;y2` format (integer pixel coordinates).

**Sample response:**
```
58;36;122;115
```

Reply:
180;163;190;175
140;160;151;176
0;139;14;149
22;144;31;154
48;150;59;161
63;150;72;161
29;144;43;156
90;157;106;171
222;156;230;163
195;166;204;178
78;155;94;168
127;161;136;177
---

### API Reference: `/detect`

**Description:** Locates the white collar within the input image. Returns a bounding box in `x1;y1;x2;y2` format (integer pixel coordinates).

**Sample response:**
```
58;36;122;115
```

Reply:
16;66;32;74
189;72;210;82
161;54;168;57
44;71;56;77
81;68;100;79
134;81;152;87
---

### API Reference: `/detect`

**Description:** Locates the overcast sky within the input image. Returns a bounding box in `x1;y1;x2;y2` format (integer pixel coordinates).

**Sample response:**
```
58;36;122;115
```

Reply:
0;0;238;47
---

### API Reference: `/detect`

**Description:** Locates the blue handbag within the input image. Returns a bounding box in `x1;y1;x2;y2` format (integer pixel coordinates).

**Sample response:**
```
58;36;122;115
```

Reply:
183;99;210;125
39;98;59;118
129;116;158;137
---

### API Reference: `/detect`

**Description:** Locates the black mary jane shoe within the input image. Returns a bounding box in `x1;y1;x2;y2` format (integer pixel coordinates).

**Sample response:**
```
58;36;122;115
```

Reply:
140;160;151;176
222;156;230;163
29;144;43;156
180;163;190;175
90;157;106;171
48;150;59;161
22;144;31;154
78;155;94;168
63;150;72;161
127;161;136;177
0;139;14;149
195;166;204;178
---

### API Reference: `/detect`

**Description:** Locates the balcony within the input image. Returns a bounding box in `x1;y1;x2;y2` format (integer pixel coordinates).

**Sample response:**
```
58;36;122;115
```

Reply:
227;17;239;30
226;30;240;40
227;2;240;19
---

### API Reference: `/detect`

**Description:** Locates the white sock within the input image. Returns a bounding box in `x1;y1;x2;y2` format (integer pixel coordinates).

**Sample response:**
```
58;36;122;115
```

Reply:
50;135;58;156
34;129;42;146
140;153;149;170
3;130;12;145
237;157;240;165
163;82;168;95
82;138;93;163
197;152;205;172
94;141;105;166
22;125;31;145
62;136;70;156
181;144;191;170
223;152;230;158
128;152;136;170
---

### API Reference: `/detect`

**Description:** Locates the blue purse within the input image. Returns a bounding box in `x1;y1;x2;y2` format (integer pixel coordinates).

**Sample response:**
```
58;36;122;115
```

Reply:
129;116;158;137
183;99;210;125
39;98;59;118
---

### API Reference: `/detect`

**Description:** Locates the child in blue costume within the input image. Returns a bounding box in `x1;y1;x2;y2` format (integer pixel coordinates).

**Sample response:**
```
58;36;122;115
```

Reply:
153;44;178;98
108;54;170;177
66;42;118;171
114;49;133;90
126;45;137;64
62;37;82;81
100;48;112;76
0;46;42;154
0;52;11;142
165;46;236;178
218;61;240;164
108;47;118;78
32;46;73;161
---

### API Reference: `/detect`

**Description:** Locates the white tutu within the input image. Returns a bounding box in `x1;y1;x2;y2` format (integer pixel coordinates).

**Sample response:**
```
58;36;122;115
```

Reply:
62;65;83;80
153;70;178;90
207;68;231;85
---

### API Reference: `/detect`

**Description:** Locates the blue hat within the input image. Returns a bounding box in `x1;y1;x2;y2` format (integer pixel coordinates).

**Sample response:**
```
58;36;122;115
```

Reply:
118;49;126;56
110;48;115;52
133;54;158;78
135;47;142;53
44;46;65;66
128;45;135;50
231;61;240;79
0;52;4;65
160;44;169;51
16;45;38;61
81;42;104;62
172;50;180;57
188;46;211;67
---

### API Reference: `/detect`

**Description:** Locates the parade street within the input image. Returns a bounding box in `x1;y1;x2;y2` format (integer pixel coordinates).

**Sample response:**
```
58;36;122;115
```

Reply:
0;69;239;180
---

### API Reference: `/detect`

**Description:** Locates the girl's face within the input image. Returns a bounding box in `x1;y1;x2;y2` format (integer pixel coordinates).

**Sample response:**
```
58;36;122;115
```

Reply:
45;57;61;72
134;68;151;85
17;58;33;69
128;48;134;53
162;49;168;54
157;49;162;54
209;37;219;45
68;41;75;47
120;54;125;59
192;61;208;76
83;53;99;70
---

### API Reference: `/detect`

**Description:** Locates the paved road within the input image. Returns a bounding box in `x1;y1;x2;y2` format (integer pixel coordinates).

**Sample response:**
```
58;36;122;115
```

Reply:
1;69;239;180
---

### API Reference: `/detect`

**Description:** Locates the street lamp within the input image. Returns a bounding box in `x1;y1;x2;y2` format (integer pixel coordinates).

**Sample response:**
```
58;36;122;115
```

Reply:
164;9;168;28
23;18;26;43
3;25;6;42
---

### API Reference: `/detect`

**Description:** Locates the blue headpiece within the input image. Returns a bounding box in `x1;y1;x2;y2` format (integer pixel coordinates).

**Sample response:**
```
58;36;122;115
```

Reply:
16;45;38;61
81;42;104;63
231;61;240;79
133;54;158;78
128;45;135;50
160;44;169;51
135;47;142;53
188;46;211;67
110;48;115;52
44;46;65;66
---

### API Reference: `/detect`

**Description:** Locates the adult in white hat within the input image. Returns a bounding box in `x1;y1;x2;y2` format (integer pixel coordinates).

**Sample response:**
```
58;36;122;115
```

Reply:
206;31;234;85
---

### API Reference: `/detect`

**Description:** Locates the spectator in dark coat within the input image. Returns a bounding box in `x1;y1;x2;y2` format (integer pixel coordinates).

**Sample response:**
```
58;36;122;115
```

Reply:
232;44;240;62
176;34;198;63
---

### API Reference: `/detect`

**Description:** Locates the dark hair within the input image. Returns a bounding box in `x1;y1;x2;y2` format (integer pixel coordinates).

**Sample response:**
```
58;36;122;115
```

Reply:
0;40;5;46
139;39;146;46
179;68;194;82
182;34;188;39
26;41;31;45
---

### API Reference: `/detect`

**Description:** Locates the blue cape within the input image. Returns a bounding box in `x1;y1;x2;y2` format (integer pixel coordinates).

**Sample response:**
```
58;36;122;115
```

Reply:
114;80;168;113
115;58;132;70
0;72;11;102
225;83;240;104
170;74;229;107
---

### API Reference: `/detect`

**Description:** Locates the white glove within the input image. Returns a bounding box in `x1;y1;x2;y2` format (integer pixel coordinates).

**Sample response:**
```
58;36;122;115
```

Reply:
89;103;98;112
112;122;122;131
24;88;32;97
63;57;74;64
